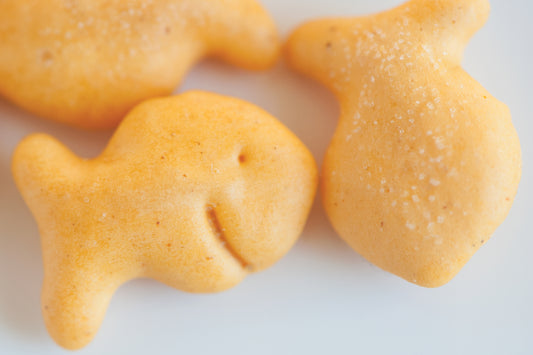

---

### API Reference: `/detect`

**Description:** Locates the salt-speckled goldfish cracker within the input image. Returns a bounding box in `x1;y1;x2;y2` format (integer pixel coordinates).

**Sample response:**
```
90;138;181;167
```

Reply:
285;0;521;287
0;0;280;128
12;91;317;349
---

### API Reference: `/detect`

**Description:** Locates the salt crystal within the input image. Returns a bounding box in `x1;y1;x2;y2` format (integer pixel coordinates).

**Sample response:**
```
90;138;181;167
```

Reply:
430;179;441;186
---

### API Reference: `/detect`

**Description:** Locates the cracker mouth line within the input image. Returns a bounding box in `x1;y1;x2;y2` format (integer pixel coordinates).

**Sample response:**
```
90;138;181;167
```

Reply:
205;204;250;270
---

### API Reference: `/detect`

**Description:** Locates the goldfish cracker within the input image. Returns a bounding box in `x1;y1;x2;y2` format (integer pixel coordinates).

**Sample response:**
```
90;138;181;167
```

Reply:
0;0;280;129
12;91;317;349
285;0;521;287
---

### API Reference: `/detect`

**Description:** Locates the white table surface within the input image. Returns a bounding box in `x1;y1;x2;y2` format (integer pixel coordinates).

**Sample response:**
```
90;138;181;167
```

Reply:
0;0;531;354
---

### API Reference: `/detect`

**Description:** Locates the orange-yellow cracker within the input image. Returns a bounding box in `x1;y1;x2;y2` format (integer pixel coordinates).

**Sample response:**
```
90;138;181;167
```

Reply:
0;0;280;129
12;91;317;349
285;0;521;287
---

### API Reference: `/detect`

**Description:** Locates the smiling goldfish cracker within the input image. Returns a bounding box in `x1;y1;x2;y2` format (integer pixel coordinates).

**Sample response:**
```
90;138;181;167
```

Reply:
12;91;317;349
